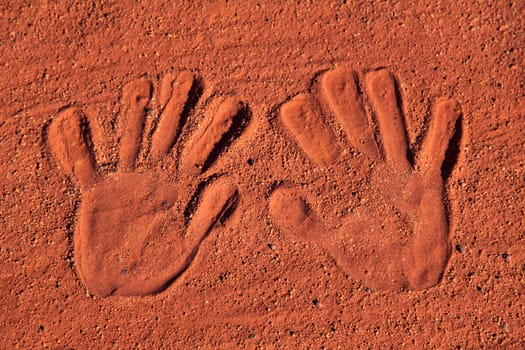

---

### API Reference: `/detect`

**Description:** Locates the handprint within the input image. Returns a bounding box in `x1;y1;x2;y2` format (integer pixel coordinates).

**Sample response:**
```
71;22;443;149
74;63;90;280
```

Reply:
48;72;247;297
270;68;461;291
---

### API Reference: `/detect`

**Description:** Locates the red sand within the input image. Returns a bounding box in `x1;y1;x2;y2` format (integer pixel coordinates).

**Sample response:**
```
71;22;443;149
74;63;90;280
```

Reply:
1;1;524;348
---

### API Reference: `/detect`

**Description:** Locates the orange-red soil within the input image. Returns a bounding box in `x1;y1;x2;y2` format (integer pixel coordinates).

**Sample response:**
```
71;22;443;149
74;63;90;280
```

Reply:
1;1;524;348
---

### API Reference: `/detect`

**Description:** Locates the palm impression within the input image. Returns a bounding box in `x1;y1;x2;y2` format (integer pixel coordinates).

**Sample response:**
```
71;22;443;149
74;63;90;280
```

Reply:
270;68;461;291
48;72;247;297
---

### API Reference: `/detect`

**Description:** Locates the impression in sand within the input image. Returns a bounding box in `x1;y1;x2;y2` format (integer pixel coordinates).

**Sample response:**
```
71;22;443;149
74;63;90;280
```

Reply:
48;72;249;297
270;68;462;291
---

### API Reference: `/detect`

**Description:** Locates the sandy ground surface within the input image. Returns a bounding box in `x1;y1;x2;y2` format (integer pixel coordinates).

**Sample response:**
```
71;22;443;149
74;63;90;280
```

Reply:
1;1;524;348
